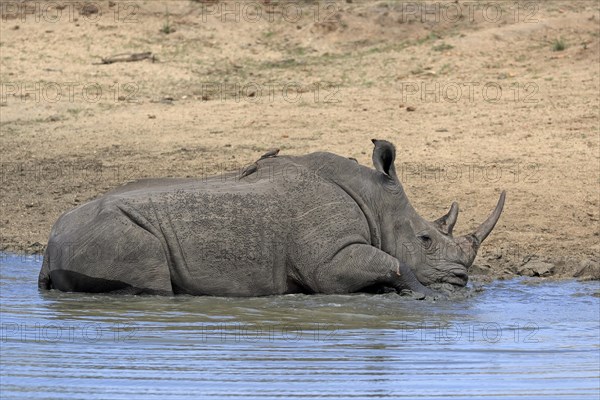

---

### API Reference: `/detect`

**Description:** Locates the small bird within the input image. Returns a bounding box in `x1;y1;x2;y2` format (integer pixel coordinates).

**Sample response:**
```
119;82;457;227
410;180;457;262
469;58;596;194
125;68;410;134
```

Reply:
259;148;280;160
240;163;258;179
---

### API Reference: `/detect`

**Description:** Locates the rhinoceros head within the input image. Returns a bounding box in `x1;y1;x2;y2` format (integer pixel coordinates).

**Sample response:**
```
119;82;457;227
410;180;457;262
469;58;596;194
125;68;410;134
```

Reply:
370;139;505;287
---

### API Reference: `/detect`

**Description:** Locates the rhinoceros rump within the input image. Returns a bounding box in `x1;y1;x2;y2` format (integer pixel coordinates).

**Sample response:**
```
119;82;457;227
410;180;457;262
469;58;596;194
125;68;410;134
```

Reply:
38;140;505;297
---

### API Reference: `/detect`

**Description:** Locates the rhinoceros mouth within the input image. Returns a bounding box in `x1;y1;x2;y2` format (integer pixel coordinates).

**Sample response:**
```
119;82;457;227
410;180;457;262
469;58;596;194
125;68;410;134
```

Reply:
441;267;469;287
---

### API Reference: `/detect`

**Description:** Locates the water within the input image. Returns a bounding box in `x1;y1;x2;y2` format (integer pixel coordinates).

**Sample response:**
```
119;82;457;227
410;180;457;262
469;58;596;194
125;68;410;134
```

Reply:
1;253;599;400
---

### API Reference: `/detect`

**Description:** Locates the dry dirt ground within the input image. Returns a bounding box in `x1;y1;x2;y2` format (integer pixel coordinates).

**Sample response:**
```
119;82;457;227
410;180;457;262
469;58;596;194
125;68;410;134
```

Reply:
1;0;598;281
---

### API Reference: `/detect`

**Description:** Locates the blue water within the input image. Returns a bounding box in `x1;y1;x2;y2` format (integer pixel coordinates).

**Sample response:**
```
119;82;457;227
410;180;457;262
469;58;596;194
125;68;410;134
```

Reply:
1;253;599;399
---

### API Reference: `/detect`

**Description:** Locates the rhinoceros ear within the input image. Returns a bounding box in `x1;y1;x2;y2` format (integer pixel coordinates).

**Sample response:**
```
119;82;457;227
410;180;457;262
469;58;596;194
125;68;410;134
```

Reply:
371;139;398;180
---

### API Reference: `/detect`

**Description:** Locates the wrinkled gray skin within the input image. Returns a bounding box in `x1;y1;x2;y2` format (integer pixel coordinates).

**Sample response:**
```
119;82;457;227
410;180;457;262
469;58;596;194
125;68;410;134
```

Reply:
38;140;505;298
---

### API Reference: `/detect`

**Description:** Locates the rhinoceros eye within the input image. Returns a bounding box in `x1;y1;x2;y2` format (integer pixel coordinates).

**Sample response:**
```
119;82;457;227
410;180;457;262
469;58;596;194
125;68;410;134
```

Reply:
418;234;433;250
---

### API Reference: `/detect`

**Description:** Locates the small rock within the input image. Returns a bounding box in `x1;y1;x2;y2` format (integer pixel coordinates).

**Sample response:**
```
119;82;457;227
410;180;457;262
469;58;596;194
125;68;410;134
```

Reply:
406;106;416;111
574;259;600;280
12;25;19;30
148;114;156;119
517;260;555;277
224;144;232;148
399;289;426;300
80;3;99;16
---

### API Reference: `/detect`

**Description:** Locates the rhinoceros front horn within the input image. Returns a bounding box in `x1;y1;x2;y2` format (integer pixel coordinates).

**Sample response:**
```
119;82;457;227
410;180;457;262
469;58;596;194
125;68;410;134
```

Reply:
471;191;506;245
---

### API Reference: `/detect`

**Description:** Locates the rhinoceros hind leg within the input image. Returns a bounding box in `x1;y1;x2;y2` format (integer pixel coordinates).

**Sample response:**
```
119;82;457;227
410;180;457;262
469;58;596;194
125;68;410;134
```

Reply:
42;202;173;295
50;270;130;293
48;270;172;295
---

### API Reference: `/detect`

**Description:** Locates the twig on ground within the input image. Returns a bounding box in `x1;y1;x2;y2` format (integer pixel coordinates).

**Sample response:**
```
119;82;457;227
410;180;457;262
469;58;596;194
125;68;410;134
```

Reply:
94;52;155;65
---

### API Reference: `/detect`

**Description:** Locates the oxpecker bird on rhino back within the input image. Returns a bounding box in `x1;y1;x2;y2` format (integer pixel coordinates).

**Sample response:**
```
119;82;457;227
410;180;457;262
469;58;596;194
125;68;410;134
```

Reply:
38;139;505;298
